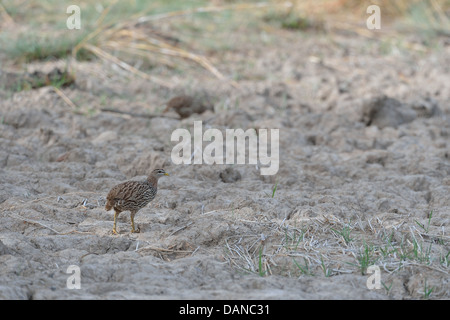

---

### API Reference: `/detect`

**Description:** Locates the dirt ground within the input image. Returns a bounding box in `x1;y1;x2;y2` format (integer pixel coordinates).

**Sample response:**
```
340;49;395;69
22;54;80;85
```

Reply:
0;16;449;299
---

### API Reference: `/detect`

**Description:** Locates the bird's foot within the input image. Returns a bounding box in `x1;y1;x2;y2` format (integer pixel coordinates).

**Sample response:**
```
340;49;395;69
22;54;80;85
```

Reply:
112;228;119;235
131;225;141;233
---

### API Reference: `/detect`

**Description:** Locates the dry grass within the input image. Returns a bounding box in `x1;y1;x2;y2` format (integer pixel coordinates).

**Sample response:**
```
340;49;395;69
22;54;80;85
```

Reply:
270;0;450;35
1;1;289;88
222;210;449;297
72;2;293;88
1;0;448;89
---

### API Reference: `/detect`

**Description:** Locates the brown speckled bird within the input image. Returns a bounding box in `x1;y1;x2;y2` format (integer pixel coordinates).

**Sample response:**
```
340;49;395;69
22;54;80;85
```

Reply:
164;94;213;119
105;169;169;234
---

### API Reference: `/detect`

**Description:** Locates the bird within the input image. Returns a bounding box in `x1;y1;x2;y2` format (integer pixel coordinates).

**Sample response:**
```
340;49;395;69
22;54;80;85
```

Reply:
105;168;169;234
164;94;213;119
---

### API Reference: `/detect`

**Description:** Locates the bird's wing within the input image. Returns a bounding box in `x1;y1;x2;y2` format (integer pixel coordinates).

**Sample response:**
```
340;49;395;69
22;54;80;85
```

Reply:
107;181;147;202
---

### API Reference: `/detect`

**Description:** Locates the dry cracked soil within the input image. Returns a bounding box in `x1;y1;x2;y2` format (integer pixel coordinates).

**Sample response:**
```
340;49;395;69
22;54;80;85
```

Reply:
0;21;449;300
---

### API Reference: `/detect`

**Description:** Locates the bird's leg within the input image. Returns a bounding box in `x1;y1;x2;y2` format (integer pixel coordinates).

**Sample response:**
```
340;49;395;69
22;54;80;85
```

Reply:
113;210;120;234
130;211;140;233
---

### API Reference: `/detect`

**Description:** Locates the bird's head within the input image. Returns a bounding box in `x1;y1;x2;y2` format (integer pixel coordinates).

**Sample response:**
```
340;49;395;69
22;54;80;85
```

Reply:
151;168;169;179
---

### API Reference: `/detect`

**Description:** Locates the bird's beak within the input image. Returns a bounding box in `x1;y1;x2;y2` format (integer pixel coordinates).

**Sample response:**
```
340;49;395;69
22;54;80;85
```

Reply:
164;173;169;176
